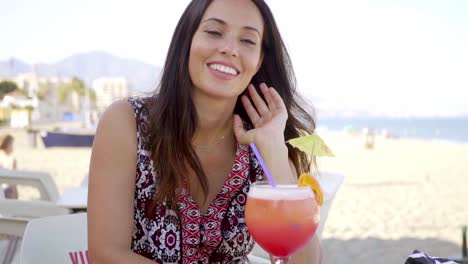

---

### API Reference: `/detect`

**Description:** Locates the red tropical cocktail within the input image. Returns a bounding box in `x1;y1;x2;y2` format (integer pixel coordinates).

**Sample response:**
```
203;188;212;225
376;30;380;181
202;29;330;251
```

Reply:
246;183;320;263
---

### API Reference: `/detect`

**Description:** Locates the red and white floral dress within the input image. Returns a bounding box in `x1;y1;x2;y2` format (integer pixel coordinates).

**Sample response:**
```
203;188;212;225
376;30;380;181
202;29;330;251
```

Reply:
128;98;263;264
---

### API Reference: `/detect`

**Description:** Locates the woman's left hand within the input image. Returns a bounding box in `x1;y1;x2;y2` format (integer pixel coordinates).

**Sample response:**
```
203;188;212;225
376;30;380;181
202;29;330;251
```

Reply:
233;83;288;146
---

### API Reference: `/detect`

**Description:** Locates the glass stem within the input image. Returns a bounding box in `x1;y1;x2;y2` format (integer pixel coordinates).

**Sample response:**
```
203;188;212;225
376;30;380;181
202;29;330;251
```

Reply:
272;256;290;264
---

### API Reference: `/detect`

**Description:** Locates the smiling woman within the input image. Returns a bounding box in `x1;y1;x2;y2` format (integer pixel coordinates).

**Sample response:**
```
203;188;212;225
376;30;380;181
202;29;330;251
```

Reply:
87;0;321;263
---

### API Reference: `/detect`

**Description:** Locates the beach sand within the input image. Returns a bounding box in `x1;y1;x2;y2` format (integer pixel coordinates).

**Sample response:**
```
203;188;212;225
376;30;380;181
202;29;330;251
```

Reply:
2;127;468;263
318;131;468;263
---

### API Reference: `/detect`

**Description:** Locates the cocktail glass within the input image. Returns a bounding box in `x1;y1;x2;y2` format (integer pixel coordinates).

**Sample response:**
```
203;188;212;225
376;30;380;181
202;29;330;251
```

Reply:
245;182;320;264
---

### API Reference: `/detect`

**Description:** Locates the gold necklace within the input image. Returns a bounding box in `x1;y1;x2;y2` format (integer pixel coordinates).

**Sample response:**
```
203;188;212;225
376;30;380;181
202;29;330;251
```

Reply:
192;125;232;152
193;134;227;152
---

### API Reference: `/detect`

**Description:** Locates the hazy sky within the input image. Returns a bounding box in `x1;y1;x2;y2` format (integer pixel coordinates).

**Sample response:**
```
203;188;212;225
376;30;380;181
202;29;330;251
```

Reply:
1;0;468;117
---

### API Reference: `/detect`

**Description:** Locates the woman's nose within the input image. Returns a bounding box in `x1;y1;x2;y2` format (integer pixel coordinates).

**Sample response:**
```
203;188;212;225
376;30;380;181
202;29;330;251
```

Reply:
219;36;239;57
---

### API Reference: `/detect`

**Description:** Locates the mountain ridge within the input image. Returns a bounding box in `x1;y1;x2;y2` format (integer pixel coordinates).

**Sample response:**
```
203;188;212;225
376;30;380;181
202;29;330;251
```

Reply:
0;51;161;93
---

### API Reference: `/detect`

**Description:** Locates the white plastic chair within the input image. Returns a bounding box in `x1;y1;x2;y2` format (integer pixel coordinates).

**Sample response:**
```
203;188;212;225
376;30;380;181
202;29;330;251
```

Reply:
0;199;71;264
0;168;71;264
20;213;89;264
54;174;89;212
0;168;60;202
0;216;29;264
57;187;88;212
80;174;88;187
0;199;70;219
247;171;345;260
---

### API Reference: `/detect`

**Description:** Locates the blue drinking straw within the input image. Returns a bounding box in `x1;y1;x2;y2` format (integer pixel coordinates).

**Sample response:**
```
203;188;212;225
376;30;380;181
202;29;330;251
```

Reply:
249;143;276;187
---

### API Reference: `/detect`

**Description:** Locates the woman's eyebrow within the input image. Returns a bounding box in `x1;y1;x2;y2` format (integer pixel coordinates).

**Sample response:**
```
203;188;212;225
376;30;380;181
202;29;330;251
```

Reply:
202;17;260;35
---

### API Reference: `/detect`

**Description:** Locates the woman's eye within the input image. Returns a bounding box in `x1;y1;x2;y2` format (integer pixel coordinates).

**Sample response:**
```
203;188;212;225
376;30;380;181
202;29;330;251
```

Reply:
205;30;222;36
241;39;256;45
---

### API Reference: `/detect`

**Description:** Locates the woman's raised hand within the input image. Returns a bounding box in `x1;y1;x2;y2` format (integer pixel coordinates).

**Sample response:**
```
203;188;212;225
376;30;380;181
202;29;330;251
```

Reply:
233;83;288;146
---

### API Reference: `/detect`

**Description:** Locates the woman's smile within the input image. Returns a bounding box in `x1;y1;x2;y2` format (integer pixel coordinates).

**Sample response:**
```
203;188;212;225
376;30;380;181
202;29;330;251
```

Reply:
207;62;239;80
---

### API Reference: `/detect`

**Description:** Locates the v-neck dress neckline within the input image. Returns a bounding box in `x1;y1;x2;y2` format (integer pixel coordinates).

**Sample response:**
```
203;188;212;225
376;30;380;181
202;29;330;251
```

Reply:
177;143;251;263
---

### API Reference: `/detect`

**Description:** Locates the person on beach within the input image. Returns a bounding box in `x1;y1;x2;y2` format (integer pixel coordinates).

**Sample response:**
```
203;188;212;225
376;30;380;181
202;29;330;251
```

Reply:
88;0;321;263
0;134;18;199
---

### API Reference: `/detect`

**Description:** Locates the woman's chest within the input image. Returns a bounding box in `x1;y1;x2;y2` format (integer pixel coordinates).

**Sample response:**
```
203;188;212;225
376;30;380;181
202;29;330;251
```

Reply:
188;150;236;214
132;185;254;263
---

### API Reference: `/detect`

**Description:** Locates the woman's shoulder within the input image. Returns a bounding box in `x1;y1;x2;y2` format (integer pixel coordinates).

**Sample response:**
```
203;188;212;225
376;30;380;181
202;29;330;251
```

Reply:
103;99;134;118
97;96;153;136
93;99;138;154
102;97;150;118
97;99;137;135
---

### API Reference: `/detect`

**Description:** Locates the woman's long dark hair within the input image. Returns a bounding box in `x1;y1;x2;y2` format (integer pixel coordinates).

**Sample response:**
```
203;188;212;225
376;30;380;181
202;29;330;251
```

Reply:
147;0;316;204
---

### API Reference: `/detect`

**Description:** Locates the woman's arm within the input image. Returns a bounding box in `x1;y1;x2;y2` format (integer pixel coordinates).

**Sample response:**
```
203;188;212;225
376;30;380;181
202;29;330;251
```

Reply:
87;100;155;264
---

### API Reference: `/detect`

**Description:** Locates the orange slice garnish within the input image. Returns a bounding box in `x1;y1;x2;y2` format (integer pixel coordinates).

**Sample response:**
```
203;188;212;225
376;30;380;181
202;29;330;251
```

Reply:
298;173;324;206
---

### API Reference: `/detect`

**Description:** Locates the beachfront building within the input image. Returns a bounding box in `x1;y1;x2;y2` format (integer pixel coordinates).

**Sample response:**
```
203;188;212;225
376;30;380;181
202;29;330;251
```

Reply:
12;72;40;98
0;66;50;97
91;77;129;113
0;91;38;128
0;72;77;123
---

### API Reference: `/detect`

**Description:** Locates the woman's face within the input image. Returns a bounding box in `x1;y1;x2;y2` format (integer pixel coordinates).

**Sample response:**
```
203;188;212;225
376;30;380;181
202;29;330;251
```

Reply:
188;0;264;100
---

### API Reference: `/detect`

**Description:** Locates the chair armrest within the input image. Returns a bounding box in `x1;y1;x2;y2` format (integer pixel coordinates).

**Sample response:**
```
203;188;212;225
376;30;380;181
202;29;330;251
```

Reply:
0;199;70;218
0;168;60;202
0;216;29;237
